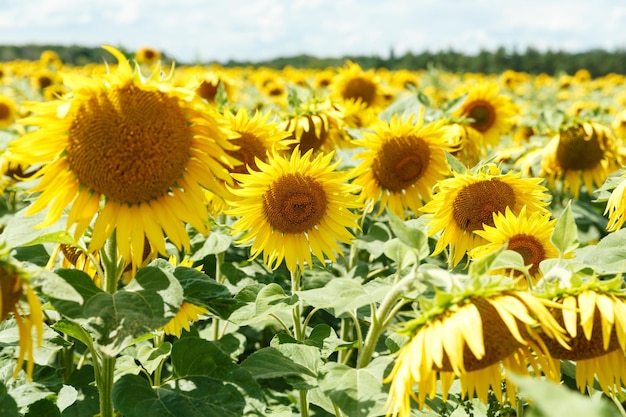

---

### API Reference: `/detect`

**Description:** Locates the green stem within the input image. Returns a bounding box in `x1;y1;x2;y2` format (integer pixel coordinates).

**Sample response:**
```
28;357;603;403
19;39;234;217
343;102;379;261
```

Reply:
99;355;116;417
213;251;225;340
337;317;352;364
291;268;308;417
153;333;165;386
357;272;418;368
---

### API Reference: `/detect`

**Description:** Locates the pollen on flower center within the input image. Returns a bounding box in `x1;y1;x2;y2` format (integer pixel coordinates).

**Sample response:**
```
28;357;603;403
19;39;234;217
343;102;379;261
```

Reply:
453;179;516;232
556;125;604;171
507;234;546;275
0;264;23;321
67;84;192;205
373;135;431;192
466;99;496;132
263;173;327;234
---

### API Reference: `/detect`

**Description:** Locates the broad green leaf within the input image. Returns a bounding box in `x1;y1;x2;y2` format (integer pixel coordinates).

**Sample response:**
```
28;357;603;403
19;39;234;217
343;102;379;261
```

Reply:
378;94;422;122
551;202;579;256
228;283;296;326
2;206;68;249
576;227;626;274
383;238;419;267
24;398;61;417
297;277;391;317
59;366;99;417
509;373;616;417
0;381;18;417
318;360;391;417
51;320;92;347
13;244;56;267
112;374;250;417
136;342;172;374
240;346;317;381
268;341;323;390
386;210;429;258
191;230;233;260
445;150;467;174
56;385;78;413
306;324;344;358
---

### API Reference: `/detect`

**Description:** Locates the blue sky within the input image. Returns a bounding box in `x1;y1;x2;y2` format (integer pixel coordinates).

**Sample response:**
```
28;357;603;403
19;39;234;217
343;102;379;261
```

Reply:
1;0;625;64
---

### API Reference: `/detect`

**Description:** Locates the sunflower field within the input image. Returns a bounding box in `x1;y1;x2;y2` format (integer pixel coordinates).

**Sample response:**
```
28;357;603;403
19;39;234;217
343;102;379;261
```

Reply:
1;46;626;417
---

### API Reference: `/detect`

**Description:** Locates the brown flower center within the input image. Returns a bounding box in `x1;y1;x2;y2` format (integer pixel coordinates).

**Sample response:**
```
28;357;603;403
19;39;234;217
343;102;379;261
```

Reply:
438;297;524;372
342;77;377;106
0;264;23;321
67;84;192;205
196;80;219;102
453;179;516;232
372;135;431;192
556;124;604;171
228;132;268;175
0;102;10;120
465;99;496;132
286;115;329;154
263;173;327;234
507;234;546;276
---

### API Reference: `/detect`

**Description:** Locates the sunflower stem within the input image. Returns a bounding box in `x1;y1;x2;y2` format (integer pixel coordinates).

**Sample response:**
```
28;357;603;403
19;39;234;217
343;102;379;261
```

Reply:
290;268;309;417
357;272;418;368
213;251;226;340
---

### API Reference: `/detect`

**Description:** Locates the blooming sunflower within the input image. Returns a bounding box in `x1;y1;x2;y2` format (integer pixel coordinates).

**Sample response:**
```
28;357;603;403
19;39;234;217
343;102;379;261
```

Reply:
227;148;361;273
421;164;551;266
539;277;626;397
471;206;563;283
0;95;18;129
7;46;237;268
605;172;626;232
330;60;385;110
384;277;568;416
135;47;162;66
351;112;453;219
452;80;517;149
540;121;620;199
0;256;43;380
223;107;291;176
160;256;208;338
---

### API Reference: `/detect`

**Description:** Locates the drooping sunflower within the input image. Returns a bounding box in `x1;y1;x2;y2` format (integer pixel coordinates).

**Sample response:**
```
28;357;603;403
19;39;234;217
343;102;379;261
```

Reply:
540;121;620;199
471;206;563;283
7;46;237;268
421;164;551;266
160;256;208;338
351;112;453;219
0;95;18;129
384;277;568;416
0;256;43;380
223;107;291;176
451;80;517;149
539;277;626;397
227;148;362;273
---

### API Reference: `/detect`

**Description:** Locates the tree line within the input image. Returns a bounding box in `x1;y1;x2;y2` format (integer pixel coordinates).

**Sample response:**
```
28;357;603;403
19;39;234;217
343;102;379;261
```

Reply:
2;44;626;77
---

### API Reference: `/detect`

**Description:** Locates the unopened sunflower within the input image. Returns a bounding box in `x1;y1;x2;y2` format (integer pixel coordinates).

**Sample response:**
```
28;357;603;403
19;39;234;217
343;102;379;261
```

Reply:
471;206;563;283
385;277;568;416
351;112;453;219
451;80;517;149
7;46;238;268
227;148;361;273
0;256;43;380
539;277;626;397
540;121;620;199
421;164;551;266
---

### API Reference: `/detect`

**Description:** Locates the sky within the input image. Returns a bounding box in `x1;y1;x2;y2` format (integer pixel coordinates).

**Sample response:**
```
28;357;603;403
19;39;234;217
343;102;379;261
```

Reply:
1;0;625;64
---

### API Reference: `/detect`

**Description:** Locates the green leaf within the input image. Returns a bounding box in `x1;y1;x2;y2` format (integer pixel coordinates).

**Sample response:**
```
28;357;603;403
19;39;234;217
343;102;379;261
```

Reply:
318;359;391;417
24;398;61;417
2;206;69;249
228;283;296;326
45;266;184;356
51;320;92;347
509;373;617;417
386;210;429;259
378;94;422;122
576;227;626;274
306;324;343;358
551;201;579;256
445;150;467;174
0;381;18;417
112;374;250;417
191;230;233;260
240;346;317;381
267;342;323;390
136;342;172;374
59;366;99;417
13;244;55;266
383;238;419;267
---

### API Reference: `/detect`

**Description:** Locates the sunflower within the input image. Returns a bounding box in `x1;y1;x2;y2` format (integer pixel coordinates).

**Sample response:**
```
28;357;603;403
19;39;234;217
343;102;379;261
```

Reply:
351;112;453;219
223;107;291;176
7;46;237;268
330;60;385;109
540;121;620;199
605;172;626;232
444;122;484;167
384;277;567;416
135;47;162;66
451;80;517;149
471;206;563;283
0;95;18;129
0;256;43;380
421;164;551;267
160;256;208;338
539;278;626;397
227;148;361;273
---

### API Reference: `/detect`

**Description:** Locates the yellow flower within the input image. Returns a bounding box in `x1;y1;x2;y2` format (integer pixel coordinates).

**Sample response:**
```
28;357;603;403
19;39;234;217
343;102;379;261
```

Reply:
540;279;626;397
385;280;567;416
0;257;43;380
471;206;562;282
0;95;18;129
540;122;620;199
330;60;385;109
228;148;361;273
452;80;517;149
7;46;237;268
351;112;452;219
421;165;551;266
605;172;626;232
135;46;162;66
